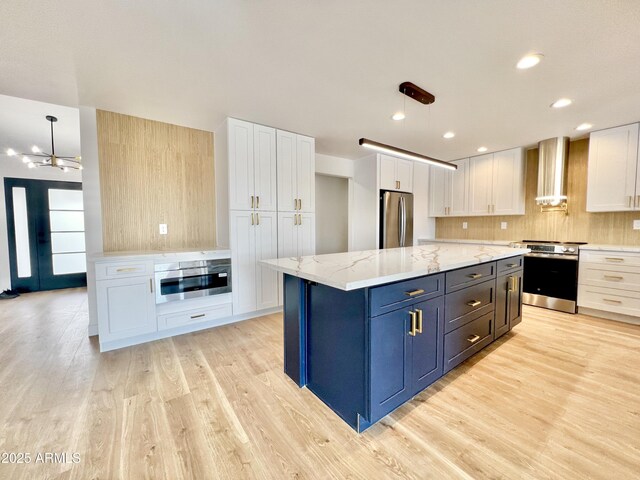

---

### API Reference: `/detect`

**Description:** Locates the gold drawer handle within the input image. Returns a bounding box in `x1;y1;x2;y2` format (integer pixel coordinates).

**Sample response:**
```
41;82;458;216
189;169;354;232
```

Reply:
605;257;624;262
409;311;417;336
506;263;519;268
467;273;482;279
116;267;138;272
603;275;624;281
415;308;423;334
466;300;482;307
603;298;622;304
467;334;480;344
190;313;206;319
405;289;425;297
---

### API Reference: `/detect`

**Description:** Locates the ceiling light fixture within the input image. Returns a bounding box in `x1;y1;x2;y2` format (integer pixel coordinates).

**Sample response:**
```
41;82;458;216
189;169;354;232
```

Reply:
392;112;405;121
359;138;457;171
517;53;544;69
477;146;488;153
6;115;81;172
576;123;593;131
551;98;572;108
443;131;455;139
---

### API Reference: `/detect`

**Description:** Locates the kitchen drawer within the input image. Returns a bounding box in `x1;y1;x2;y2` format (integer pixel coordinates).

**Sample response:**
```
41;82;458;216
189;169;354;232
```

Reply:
579;263;640;293
444;278;495;333
369;274;444;317
580;251;640;267
445;262;496;293
95;261;154;280
157;303;233;331
444;311;494;373
577;285;640;317
497;256;524;274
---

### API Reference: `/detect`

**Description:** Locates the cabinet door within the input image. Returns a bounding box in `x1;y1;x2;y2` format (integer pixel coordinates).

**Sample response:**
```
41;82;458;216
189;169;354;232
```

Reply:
449;158;469;216
297;213;316;256
429;166;447;217
277;130;298;212
411;296;444;393
396;159;413;193
587;124;640;212
253;125;277;211
97;276;156;342
296;135;315;213
230;211;257;314
379;155;398;190
508;270;523;329
228;119;255;211
255;211;279;310
492;148;524;215
494;273;510;339
278;212;298;258
369;307;412;421
468;154;494;215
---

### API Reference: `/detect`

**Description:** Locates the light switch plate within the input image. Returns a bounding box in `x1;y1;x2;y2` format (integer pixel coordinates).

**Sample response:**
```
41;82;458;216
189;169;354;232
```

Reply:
501;222;507;230
462;222;468;230
634;219;640;230
159;223;168;235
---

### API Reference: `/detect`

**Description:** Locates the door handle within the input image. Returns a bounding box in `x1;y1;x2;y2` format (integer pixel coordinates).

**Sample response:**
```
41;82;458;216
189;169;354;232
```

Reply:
256;196;260;209
256;213;260;225
467;334;481;344
603;275;624;281
628;196;633;208
506;263;519;268
603;298;622;304
415;308;423;334
467;273;482;279
294;214;298;226
636;195;640;209
409;311;417;336
299;199;302;210
298;214;302;225
190;313;206;319
405;289;425;297
149;278;154;294
508;276;517;292
251;213;255;225
604;257;624;263
466;300;482;307
251;195;255;208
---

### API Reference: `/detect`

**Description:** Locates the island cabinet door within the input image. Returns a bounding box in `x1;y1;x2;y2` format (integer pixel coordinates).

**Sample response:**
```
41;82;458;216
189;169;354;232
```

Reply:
410;296;444;393
369;307;412;421
495;270;523;340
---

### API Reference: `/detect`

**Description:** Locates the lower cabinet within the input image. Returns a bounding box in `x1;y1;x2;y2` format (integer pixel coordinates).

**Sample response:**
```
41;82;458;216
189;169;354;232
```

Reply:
494;269;523;339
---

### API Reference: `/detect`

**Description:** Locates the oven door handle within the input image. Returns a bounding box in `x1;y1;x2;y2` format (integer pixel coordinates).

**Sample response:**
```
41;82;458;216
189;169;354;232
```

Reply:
524;253;578;261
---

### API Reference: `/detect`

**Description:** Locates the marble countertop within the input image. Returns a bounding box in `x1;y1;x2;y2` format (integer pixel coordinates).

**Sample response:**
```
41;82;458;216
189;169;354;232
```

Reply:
89;247;231;263
418;238;515;246
261;243;529;291
579;244;640;253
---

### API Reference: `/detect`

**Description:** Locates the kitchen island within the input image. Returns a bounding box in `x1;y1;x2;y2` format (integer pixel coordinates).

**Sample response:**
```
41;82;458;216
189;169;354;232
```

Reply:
262;243;529;432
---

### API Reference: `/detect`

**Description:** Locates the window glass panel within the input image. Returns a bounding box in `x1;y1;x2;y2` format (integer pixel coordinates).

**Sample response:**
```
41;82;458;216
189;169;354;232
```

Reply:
51;232;86;254
48;189;83;210
52;253;86;275
12;187;32;278
49;211;85;232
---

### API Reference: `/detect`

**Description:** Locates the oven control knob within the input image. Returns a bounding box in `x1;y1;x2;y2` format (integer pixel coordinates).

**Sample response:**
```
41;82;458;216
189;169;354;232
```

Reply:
561;247;568;252
568;247;576;253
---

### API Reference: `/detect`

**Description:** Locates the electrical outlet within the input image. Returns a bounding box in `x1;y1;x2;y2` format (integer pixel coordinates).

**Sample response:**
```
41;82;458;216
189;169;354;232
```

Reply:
501;222;507;230
462;222;468;230
159;223;168;235
634;219;640;230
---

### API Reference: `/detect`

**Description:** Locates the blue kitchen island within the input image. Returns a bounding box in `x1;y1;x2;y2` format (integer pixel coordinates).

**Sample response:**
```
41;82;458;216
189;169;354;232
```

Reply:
262;243;529;432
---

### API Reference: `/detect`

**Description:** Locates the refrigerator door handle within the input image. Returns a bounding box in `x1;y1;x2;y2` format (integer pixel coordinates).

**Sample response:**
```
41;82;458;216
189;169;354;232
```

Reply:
397;196;403;246
399;196;406;247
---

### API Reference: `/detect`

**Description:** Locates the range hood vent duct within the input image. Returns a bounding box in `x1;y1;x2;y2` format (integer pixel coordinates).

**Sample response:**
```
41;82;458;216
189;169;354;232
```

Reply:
536;136;569;208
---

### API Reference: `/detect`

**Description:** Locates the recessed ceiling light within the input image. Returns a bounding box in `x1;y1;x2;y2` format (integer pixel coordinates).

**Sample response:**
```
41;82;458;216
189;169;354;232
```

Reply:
443;131;455;139
551;98;572;108
477;146;488;153
576;123;593;131
31;145;40;153
6;148;16;156
392;112;405;121
22;156;30;163
517;53;544;69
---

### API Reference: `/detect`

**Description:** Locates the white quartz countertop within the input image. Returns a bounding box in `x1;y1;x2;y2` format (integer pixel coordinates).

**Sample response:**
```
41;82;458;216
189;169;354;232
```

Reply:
418;238;515;246
579;244;640;253
261;243;529;291
89;247;231;263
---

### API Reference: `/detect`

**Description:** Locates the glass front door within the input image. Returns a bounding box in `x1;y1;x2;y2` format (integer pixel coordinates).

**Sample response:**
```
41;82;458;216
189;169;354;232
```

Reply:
4;178;87;292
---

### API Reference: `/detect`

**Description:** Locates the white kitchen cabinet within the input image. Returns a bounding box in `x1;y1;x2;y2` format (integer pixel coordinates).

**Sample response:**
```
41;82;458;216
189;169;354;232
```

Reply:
278;212;316;258
277;131;315;213
428;166;446;217
429;159;469;217
586;123;640;212
228;119;277;212
468;153;494;215
379;154;414;193
230;210;279;314
97;274;156;343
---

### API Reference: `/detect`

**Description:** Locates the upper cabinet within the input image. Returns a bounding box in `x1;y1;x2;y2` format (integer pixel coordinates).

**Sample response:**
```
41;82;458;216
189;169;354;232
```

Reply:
429;159;469;217
586;123;640;212
379;154;414;193
228;118;277;211
277;131;315;212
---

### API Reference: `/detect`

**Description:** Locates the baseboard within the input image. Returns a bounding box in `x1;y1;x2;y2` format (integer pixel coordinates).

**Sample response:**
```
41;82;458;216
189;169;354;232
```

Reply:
578;307;640;326
99;306;282;352
88;323;99;337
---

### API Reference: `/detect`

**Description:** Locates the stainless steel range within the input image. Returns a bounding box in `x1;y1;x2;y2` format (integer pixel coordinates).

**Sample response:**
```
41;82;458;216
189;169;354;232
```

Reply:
510;240;587;314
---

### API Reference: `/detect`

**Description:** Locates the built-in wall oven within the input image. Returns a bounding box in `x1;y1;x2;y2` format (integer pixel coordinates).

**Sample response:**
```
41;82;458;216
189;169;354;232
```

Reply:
511;240;586;314
154;259;232;304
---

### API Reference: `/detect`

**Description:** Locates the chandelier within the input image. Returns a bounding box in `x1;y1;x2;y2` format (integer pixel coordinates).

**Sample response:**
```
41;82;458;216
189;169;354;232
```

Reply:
6;115;82;171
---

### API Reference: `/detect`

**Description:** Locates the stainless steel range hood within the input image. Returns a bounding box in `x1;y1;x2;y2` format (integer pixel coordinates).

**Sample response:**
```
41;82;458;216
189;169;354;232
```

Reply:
536;137;570;207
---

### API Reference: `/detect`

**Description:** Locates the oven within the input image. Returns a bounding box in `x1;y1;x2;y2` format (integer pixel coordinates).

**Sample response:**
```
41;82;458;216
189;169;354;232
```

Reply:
522;254;578;313
154;259;232;304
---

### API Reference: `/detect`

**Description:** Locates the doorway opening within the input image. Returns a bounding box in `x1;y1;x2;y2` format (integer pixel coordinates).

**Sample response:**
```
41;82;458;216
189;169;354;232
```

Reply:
315;174;349;254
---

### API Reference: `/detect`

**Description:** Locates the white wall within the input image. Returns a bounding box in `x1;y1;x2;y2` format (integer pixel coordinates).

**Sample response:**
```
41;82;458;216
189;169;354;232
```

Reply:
352;154;378;251
413;163;436;243
316;153;354;178
315;174;349;254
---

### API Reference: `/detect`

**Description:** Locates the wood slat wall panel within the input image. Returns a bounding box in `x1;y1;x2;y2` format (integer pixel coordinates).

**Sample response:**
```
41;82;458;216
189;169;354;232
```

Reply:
96;110;216;252
436;138;640;244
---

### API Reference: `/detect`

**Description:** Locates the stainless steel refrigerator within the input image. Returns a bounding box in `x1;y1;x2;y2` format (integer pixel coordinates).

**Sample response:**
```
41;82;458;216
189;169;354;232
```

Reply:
380;190;414;248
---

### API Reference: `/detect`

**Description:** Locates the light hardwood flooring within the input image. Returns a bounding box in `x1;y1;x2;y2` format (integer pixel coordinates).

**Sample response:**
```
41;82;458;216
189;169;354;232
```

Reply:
0;289;639;479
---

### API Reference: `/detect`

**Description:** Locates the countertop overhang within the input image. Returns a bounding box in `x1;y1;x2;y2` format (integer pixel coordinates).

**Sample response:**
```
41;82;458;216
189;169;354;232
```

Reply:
89;247;231;263
261;243;530;291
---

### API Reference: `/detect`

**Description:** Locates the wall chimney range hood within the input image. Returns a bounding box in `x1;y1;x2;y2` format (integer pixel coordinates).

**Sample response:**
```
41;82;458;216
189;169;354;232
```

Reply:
536;136;570;210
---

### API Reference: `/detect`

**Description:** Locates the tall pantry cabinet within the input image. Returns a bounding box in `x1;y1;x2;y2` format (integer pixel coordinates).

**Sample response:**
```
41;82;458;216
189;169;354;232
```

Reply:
217;118;316;316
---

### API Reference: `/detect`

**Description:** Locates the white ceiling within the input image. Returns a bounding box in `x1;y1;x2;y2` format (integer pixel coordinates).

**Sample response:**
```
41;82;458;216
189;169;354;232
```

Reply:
1;1;639;161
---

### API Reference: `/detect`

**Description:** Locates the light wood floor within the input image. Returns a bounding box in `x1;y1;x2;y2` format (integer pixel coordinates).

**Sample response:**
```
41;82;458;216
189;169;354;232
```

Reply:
1;289;639;479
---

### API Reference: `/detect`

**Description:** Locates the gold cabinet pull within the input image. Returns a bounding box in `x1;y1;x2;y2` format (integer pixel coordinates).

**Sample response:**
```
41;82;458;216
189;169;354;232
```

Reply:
636;195;640;209
297;214;302;225
251;213;255;225
415;308;423;334
256;196;260;209
604;275;624;281
190;313;206;319
256;213;260;225
603;298;622;304
628;196;633;208
405;288;425;297
251;195;255;208
116;267;137;272
467;273;482;279
507;276;518;292
467;334;480;344
409;311;417;336
293;214;298;226
466;300;482;307
149;278;154;293
605;257;624;262
299;198;302;210
507;263;518;268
